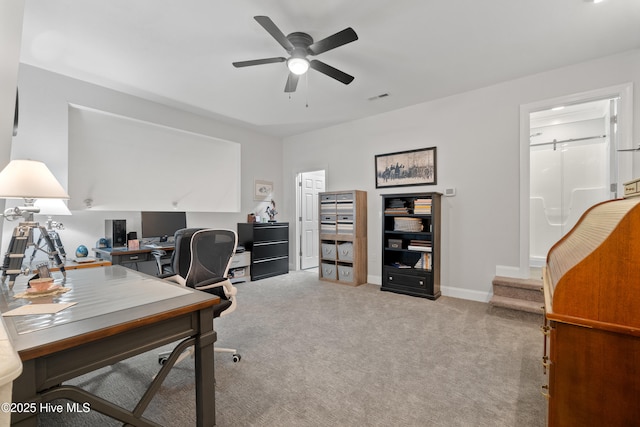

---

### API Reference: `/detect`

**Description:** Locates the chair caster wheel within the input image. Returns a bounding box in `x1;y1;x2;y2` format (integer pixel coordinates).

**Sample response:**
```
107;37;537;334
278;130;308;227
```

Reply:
232;354;241;363
158;356;168;365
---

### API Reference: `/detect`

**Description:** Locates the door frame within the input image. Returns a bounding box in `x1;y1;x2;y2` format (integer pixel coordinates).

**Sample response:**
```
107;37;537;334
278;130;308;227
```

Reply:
518;83;634;278
293;168;327;271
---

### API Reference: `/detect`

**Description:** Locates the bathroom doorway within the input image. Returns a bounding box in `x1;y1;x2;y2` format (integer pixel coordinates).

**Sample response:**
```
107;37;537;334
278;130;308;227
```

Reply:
529;98;617;266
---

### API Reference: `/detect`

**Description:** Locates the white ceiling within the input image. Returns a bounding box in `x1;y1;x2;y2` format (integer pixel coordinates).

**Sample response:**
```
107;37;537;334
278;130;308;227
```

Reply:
19;0;640;138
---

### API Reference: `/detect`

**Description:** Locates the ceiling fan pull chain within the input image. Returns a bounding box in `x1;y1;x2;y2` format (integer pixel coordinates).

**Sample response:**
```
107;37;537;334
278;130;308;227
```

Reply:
306;73;309;108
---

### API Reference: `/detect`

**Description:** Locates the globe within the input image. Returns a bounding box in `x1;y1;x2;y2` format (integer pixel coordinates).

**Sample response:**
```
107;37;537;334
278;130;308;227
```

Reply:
75;245;89;258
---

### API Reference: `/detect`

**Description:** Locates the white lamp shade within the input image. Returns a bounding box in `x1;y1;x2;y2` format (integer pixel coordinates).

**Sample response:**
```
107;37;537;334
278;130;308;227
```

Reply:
287;57;310;75
34;199;72;216
0;160;69;200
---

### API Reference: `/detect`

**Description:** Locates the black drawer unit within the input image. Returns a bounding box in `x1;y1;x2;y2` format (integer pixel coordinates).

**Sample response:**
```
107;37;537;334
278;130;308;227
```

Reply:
382;266;435;298
237;222;289;281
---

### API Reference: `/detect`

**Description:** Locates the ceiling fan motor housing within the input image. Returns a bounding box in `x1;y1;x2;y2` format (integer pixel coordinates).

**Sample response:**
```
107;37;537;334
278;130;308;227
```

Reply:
287;32;313;57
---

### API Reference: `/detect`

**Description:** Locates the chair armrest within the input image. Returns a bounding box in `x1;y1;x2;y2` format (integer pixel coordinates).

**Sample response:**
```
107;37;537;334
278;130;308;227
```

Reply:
195;277;237;297
196;277;227;287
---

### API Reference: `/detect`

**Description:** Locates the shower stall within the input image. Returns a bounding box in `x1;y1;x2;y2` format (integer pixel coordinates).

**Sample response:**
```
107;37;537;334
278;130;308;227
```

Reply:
529;100;614;266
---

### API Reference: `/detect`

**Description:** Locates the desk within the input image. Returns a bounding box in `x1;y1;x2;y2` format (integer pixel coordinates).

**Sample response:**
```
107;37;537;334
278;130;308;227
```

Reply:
1;266;218;426
50;259;112;271
92;247;174;276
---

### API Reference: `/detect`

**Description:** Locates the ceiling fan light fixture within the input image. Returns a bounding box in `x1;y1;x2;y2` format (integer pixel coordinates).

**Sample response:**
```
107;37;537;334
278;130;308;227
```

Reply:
287;57;310;75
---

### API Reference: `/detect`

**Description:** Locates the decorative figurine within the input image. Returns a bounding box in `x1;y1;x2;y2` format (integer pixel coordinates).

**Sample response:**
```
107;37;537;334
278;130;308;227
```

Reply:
265;200;278;222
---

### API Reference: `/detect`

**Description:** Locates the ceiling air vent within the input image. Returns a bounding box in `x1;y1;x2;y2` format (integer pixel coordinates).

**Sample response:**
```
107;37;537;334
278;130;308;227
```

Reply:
368;93;390;101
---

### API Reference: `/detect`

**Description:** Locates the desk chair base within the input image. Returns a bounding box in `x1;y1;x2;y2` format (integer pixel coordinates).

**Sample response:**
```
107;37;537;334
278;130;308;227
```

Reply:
158;347;241;365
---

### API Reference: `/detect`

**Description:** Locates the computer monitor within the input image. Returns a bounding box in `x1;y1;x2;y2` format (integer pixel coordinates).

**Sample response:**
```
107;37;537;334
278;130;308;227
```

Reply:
141;211;187;242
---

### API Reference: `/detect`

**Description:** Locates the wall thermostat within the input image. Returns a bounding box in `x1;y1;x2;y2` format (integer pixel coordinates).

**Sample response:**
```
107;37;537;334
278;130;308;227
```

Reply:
444;188;456;197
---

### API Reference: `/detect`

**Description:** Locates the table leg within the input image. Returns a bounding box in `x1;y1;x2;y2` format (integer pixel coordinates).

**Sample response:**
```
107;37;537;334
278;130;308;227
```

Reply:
194;306;216;427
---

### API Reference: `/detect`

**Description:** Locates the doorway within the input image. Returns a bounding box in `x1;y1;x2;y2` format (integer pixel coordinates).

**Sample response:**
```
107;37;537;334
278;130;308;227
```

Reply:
519;83;633;277
529;98;616;266
297;170;326;269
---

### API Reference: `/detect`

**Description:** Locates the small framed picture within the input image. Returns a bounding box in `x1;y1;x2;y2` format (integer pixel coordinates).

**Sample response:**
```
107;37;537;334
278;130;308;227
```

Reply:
254;180;273;201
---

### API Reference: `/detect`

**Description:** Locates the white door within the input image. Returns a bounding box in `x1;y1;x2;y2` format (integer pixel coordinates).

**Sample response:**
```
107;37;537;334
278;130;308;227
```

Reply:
299;170;325;269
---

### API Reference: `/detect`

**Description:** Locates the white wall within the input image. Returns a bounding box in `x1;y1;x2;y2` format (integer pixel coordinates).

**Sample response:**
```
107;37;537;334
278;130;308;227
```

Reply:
282;49;640;302
3;64;283;263
0;1;25;245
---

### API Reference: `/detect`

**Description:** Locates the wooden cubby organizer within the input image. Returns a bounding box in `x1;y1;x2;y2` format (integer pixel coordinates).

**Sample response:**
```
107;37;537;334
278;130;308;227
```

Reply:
381;192;441;299
319;190;367;286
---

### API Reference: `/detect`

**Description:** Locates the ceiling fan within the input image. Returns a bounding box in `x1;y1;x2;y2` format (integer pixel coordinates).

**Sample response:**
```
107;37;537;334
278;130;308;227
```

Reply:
232;16;358;93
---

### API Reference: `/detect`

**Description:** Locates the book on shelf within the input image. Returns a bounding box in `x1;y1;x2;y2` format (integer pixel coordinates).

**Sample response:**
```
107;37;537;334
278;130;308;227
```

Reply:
390;262;412;269
386;199;409;214
412;198;433;214
413;252;432;270
408;245;432;252
385;208;409;214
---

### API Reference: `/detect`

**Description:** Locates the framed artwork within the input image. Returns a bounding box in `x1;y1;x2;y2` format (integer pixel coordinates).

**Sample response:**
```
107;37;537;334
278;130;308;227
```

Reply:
254;180;273;201
375;147;437;188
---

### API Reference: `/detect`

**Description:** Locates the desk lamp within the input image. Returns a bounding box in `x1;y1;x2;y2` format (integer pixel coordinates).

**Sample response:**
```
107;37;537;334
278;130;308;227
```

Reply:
31;198;72;264
0;159;70;288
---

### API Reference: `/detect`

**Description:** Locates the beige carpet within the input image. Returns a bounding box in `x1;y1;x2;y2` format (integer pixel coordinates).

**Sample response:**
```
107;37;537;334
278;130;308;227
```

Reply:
39;269;546;426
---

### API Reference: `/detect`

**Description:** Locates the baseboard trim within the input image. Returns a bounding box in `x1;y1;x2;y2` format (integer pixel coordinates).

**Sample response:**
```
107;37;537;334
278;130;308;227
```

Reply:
441;286;491;303
367;276;491;303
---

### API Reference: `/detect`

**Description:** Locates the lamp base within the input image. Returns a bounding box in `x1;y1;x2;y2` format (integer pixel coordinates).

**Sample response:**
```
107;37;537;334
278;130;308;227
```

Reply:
1;221;66;289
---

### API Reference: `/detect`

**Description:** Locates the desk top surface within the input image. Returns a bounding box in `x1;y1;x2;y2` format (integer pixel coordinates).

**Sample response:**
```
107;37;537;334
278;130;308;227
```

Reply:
93;246;175;256
0;266;218;360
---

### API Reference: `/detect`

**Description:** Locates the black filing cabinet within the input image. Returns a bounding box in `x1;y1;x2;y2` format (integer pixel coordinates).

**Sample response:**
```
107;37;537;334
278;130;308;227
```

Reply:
237;222;289;281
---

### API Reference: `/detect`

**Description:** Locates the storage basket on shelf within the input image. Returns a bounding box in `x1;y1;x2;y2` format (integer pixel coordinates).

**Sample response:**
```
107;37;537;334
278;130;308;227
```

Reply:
393;217;423;232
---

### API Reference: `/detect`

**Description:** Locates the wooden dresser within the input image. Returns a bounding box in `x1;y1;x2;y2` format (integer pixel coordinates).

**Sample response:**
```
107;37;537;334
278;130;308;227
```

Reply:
542;197;640;426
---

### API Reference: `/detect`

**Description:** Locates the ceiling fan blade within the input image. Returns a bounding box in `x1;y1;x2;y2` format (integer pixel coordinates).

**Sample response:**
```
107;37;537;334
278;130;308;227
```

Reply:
232;57;286;68
309;60;354;85
254;16;294;52
308;27;358;55
284;73;299;93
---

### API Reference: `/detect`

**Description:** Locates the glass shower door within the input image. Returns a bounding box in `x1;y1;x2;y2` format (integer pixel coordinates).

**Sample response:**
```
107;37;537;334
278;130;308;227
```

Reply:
530;137;610;264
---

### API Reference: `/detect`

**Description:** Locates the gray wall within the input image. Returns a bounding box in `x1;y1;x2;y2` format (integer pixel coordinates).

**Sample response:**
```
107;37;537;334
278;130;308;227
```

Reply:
282;49;640;301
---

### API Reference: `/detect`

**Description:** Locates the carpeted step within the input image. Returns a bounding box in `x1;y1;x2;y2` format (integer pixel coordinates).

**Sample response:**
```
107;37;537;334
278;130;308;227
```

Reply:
489;295;544;315
492;276;544;302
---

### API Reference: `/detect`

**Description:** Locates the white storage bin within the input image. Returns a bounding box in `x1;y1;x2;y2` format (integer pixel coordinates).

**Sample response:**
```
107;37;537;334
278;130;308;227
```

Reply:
337;242;354;261
321;243;336;260
321;262;337;280
337;265;354;282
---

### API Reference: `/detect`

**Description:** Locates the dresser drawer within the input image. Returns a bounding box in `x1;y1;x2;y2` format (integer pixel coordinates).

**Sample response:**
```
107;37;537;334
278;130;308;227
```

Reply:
336;193;354;202
230;251;251;268
253;225;289;242
252;256;288;280
253;241;288;260
384;268;432;291
113;252;150;264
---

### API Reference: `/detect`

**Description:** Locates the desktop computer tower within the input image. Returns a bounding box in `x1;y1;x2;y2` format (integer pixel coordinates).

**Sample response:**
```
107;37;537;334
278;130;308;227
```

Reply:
105;219;127;248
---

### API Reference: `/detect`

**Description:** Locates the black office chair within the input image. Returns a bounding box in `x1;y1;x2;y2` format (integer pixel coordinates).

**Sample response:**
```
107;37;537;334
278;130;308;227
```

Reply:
150;249;173;275
158;228;241;365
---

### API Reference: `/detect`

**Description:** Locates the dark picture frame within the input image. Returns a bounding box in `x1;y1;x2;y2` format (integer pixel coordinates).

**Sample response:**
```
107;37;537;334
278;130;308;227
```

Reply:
375;147;437;188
